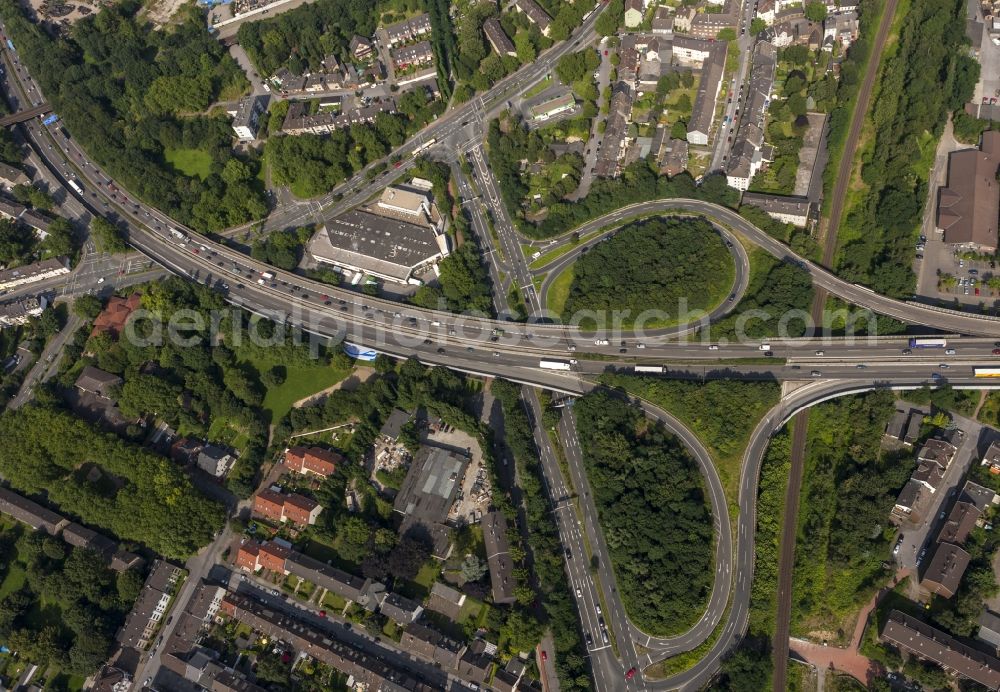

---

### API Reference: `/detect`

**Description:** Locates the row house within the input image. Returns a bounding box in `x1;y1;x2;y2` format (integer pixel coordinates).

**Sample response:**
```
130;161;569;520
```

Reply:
284;446;341;477
252;488;322;526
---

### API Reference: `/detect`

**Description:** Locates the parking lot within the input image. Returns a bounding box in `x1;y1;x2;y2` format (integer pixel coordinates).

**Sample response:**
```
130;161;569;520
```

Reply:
917;232;1000;308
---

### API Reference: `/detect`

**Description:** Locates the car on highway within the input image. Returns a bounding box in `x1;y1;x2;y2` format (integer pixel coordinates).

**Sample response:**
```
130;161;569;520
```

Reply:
815;350;824;356
993;349;1000;355
939;363;950;369
708;344;719;350
945;348;956;355
902;348;912;355
625;667;638;680
585;632;593;647
576;587;583;597
810;370;821;377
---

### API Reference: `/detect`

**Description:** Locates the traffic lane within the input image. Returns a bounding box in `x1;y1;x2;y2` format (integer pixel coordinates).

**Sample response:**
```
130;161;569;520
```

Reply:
555;412;645;679
526;389;627;691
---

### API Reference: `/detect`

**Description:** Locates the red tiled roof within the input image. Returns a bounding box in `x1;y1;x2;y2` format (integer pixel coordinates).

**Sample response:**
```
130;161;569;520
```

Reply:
91;293;142;338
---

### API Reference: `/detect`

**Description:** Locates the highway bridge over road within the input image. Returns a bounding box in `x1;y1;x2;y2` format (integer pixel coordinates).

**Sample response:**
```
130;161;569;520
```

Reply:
2;8;999;691
0;101;49;126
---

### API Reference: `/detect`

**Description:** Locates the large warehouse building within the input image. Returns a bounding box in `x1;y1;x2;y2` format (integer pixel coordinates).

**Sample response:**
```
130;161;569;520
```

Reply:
309;182;449;284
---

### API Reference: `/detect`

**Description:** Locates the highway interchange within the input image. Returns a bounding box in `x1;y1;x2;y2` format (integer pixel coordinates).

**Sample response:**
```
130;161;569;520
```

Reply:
3;5;1000;691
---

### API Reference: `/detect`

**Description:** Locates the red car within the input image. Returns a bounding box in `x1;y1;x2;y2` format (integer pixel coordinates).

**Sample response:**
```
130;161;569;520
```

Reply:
992;349;1000;355
625;667;637;680
319;610;327;617
603;50;608;56
540;651;548;661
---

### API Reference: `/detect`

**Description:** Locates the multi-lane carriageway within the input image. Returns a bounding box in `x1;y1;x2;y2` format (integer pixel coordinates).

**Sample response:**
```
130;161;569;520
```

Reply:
8;9;1000;690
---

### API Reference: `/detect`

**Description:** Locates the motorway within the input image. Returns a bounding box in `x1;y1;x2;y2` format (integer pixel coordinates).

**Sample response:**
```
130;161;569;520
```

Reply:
5;6;1000;692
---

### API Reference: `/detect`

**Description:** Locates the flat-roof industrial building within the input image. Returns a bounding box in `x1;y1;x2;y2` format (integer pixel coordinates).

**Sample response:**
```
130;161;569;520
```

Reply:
309;182;449;284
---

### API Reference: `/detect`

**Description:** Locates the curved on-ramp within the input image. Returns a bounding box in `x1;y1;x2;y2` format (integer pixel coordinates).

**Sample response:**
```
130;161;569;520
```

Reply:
537;217;752;338
531;198;1000;338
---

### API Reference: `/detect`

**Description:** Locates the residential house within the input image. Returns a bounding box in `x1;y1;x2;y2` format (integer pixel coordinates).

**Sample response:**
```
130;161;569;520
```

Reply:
91;292;142;338
882;610;1000;689
918;438;958;472
401;622;463;668
0;296;46;327
284;446;341;477
513;0;552;36
483;17;516;57
0;486;68;534
978;610;1000;650
0;257;69;292
893;478;924;518
427;582;466;620
391;40;434;71
62;522;116;557
349;36;374;63
281;99;397;136
116;561;183;650
231;94;270;142
595;86;633;177
457;638;495;685
74;366;122;400
379;592;423;625
383;13;432;47
904;411;924;446
686;43;726;145
482;511;517;605
938;501;981;545
0;163;28;189
983;440;1000;474
652;6;674;34
196;444;235;478
252;488;322;526
624;0;645;28
740;193;813;227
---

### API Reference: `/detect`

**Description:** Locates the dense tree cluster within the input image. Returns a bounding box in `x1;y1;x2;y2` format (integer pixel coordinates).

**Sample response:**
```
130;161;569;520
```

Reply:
561;217;733;323
598;375;779;468
0;529;141;677
487;117;738;239
75;278;335;496
90;217;129;254
574;391;713;635
265;91;444;198
837;0;975;296
0;406;224;557
792;391;912;629
491;380;592;690
0;0;268;232
251;225;312;271
708;254;814;340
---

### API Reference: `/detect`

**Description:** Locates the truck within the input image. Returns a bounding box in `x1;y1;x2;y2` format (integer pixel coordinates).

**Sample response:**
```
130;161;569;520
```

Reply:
909;338;947;349
41;113;58;126
257;271;275;285
169;227;187;242
539;359;573;371
67;179;83;195
634;365;665;374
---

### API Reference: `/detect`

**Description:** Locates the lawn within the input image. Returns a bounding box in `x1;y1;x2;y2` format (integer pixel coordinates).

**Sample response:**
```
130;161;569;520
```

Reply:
544;265;574;316
397;561;441;601
0;562;25;599
245;359;353;424
164;148;213;180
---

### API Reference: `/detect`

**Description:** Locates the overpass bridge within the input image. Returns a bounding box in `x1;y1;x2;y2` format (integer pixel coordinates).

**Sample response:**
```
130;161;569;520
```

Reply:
0;102;50;126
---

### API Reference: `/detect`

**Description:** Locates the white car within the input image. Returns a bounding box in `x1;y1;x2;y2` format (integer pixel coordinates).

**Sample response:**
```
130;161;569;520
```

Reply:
708;345;719;351
759;344;771;351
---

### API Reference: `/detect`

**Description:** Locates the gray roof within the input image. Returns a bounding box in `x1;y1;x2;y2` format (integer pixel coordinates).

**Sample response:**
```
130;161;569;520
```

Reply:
394;447;467;522
883;610;1000;688
74;366;122;398
62;521;117;556
0;486;66;533
894;478;923;512
0;257;69;288
884;409;909;440
904;411;923;444
482;510;516;605
687;43;726;137
401;622;463;668
922;542;971;598
979;610;1000;649
741;193;812;218
961;480;997;512
483;17;515;56
391;40;434;67
0;163;28;186
286;551;383;609
380;408;412;441
379;591;423;624
514;0;552;29
310;209;446;283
